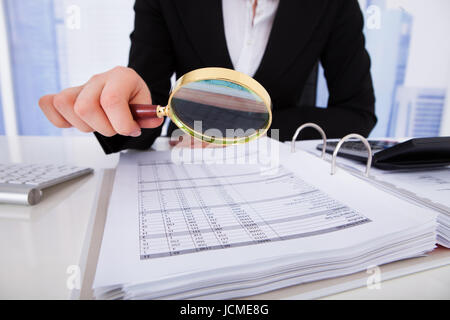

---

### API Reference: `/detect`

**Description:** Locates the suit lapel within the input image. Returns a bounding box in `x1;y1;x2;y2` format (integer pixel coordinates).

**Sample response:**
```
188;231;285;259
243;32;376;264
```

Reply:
254;0;327;85
173;0;233;69
173;0;327;84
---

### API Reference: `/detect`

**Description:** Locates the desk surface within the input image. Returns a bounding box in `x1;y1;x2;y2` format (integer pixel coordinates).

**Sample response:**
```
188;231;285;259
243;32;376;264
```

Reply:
0;136;119;299
0;136;449;299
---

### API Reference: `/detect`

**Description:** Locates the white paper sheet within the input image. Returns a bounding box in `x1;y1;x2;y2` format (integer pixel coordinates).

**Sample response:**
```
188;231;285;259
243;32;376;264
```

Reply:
93;139;437;292
295;140;450;248
334;157;450;213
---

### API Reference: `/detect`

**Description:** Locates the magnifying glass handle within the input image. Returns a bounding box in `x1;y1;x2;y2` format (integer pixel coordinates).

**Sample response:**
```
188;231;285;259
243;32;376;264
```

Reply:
130;104;163;119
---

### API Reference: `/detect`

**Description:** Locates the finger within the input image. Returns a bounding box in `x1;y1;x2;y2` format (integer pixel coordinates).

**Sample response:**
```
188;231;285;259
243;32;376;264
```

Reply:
73;79;117;137
135;115;165;129
130;83;164;129
53;86;94;133
100;67;163;136
39;94;72;128
170;134;214;149
126;68;164;129
100;68;144;136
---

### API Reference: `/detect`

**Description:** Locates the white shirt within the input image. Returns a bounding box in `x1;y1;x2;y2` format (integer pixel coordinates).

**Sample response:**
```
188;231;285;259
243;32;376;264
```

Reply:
222;0;279;77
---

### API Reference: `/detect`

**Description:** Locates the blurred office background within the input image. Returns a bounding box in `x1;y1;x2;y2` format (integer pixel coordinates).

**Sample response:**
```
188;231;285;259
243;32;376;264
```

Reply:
0;0;449;138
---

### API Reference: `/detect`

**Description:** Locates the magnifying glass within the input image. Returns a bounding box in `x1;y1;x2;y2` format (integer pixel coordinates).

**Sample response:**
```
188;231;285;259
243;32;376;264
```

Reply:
130;67;272;145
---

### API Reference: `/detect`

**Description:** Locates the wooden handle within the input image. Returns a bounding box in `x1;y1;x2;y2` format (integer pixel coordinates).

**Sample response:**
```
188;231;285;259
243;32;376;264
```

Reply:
130;104;159;120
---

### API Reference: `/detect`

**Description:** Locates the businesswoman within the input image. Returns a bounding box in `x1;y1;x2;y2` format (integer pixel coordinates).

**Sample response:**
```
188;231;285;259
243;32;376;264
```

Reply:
39;0;377;154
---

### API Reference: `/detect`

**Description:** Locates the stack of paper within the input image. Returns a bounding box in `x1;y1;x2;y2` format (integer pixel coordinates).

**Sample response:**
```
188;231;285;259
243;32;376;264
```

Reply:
93;139;437;299
317;146;450;248
364;169;449;248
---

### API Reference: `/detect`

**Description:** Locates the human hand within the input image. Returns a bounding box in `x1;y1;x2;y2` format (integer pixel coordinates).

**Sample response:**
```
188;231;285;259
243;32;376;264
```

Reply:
38;66;164;137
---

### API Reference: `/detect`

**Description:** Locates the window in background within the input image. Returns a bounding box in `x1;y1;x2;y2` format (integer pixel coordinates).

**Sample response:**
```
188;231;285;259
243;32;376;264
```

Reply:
315;64;328;109
390;88;446;137
4;0;62;135
2;0;134;136
365;0;413;137
0;86;4;134
317;0;450;138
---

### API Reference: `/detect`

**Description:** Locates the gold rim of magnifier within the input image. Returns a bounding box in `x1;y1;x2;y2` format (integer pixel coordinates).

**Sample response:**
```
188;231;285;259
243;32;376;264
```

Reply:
164;67;272;145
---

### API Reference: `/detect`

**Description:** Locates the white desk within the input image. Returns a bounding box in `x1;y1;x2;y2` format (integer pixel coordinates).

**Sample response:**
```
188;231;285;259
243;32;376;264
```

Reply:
0;136;449;299
0;136;118;299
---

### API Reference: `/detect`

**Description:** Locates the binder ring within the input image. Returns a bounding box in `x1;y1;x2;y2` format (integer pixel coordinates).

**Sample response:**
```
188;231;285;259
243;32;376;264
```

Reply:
331;134;372;177
291;123;327;158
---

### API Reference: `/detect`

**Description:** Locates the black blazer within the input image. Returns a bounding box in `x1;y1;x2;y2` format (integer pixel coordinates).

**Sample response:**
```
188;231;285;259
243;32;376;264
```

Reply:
95;0;377;154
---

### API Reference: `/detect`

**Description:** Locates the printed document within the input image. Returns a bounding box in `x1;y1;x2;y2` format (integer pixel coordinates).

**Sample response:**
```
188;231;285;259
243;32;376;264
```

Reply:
93;139;436;298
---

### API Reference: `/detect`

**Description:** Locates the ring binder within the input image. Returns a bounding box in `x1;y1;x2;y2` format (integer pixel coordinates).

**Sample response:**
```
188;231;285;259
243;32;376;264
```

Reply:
290;124;373;177
331;133;372;177
291;123;327;158
290;128;449;248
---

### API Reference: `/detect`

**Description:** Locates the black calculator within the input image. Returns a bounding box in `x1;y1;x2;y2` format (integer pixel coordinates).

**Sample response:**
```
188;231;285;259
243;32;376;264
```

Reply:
316;137;450;170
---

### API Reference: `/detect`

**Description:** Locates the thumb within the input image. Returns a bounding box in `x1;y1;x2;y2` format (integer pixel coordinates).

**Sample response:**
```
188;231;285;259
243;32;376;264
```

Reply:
130;78;165;129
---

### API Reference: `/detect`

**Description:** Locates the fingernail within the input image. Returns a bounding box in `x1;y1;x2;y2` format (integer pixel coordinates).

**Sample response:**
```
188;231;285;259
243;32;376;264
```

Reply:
130;130;141;137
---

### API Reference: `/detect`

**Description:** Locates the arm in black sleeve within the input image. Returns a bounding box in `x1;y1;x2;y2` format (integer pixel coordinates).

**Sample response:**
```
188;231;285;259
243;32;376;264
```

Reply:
95;0;175;154
272;0;377;141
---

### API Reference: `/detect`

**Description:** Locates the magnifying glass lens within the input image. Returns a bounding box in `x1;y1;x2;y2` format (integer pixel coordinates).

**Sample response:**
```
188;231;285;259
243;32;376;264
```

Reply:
170;80;270;142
